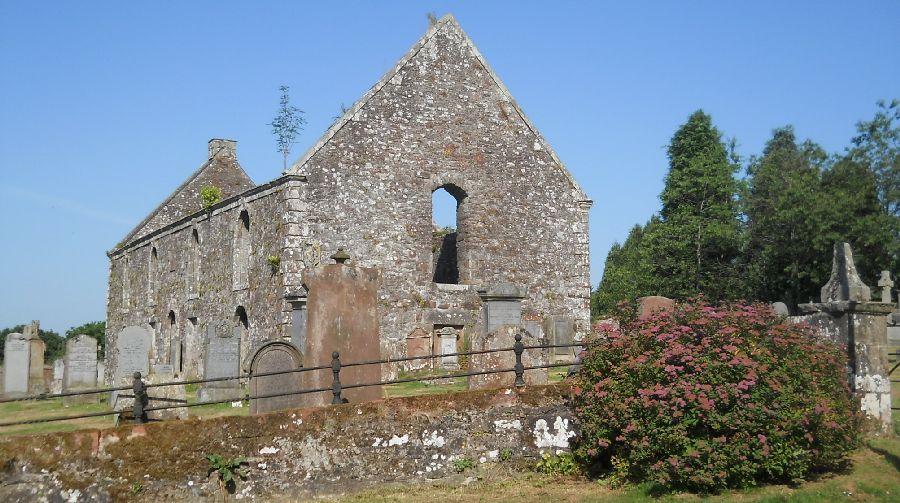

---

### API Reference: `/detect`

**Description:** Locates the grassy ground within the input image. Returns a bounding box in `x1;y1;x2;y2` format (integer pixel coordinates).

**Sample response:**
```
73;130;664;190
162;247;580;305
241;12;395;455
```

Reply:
329;437;900;503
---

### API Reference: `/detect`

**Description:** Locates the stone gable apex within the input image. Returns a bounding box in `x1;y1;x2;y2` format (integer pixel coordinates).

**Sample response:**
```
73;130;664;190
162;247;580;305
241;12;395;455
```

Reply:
114;139;255;249
285;14;590;204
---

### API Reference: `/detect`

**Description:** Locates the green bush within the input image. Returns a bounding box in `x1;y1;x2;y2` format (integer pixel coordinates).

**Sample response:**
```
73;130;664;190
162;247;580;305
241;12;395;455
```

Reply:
572;299;861;492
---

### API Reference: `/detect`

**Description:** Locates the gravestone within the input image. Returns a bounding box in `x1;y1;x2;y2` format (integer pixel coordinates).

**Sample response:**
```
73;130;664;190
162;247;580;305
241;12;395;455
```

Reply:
3;333;29;397
51;359;65;394
116;326;151;379
877;271;893;304
771;302;790;316
198;322;242;402
468;326;548;390
637;296;675;320
96;361;106;386
64;335;99;404
405;327;431;371
303;258;383;407
544;315;575;361
478;283;525;333
439;326;459;369
821;242;871;302
23;321;46;395
249;341;304;415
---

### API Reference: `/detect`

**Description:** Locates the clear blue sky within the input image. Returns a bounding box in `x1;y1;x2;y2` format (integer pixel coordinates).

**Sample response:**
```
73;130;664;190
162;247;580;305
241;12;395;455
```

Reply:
1;2;898;335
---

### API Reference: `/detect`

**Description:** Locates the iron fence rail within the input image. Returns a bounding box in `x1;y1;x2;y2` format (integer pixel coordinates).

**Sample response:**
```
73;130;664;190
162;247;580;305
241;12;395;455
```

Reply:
0;337;583;428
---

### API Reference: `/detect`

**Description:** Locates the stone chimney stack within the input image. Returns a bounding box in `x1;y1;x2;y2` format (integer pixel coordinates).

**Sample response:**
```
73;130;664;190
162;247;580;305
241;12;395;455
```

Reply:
208;139;237;159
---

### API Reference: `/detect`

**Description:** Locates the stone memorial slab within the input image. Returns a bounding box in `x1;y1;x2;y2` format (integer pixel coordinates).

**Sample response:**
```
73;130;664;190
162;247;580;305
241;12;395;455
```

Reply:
545;316;575;359
439;326;459;369
64;335;99;404
405;327;431;371
303;260;383;407
478;283;525;333
468;326;548;390
877;271;894;304
50;359;65;394
198;322;242;401
821;242;871;302
637;296;675;320
3;333;29;397
771;302;790;316
250;341;303;415
116;326;151;379
97;361;106;386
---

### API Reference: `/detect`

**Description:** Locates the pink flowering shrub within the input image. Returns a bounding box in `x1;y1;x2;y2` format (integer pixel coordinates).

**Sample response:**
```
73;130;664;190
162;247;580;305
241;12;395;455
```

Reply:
572;300;860;492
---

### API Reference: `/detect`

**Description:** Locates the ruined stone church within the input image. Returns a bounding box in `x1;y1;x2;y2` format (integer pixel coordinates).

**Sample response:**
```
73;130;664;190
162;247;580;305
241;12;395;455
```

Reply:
105;15;592;381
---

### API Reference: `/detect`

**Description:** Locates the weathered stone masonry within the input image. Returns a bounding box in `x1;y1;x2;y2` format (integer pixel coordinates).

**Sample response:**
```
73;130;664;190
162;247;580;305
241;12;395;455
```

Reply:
105;15;592;381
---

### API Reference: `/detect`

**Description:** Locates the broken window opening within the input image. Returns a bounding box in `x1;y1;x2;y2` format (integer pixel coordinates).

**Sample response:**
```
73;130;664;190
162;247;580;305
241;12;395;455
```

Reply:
432;185;465;284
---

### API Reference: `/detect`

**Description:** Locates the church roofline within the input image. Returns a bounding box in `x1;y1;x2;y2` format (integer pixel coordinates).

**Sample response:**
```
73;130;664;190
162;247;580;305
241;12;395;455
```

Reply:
285;14;591;205
112;140;255;252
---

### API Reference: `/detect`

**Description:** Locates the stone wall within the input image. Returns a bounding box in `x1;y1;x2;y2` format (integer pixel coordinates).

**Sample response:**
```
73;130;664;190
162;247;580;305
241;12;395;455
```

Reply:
0;384;575;502
287;16;591;366
105;16;593;382
106;178;294;381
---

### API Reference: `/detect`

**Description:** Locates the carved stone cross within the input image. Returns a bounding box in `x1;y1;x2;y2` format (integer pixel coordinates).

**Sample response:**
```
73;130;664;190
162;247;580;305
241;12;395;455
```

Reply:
877;270;894;304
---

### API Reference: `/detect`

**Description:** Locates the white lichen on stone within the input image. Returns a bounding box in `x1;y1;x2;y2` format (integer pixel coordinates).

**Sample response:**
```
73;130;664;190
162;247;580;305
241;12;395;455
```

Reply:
371;437;383;447
259;446;280;455
532;416;576;448
422;430;445;447
388;434;409;446
493;419;522;430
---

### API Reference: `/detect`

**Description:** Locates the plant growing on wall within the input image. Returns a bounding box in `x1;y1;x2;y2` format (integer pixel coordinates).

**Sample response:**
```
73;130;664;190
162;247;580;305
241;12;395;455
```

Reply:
206;454;247;501
266;254;280;274
200;185;222;211
269;85;306;171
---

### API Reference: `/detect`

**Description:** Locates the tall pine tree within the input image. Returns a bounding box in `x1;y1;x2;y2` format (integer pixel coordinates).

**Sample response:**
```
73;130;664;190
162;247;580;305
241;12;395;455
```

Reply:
744;127;827;308
591;220;657;317
648;110;744;301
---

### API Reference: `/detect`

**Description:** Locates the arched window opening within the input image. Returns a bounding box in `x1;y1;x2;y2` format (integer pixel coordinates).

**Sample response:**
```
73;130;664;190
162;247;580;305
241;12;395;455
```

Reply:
233;210;251;290
148;246;158;304
235;306;249;330
167;310;178;368
189;229;200;298
234;305;249;368
432;185;465;284
122;253;130;309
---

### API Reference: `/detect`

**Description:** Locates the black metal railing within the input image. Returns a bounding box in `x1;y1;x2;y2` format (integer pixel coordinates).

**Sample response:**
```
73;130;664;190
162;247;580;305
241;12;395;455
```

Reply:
0;334;583;429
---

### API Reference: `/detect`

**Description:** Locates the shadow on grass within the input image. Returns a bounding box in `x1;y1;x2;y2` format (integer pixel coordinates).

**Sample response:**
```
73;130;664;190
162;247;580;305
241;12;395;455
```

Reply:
866;441;900;472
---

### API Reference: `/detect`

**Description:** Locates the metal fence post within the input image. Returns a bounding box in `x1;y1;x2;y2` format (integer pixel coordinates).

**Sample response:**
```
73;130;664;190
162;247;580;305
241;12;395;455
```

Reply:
514;333;525;387
132;372;147;423
331;351;343;405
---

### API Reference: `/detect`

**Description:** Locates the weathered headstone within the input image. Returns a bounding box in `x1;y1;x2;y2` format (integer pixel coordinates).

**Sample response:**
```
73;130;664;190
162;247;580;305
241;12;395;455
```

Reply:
544;315;575;361
405;327;431;371
64;335;99;404
51;359;65;394
821;242;871;302
3;333;29;397
23;321;46;395
303;258;383;407
198;322;242;402
96;361;106;386
877;271;894;304
637;296;675;320
468;326;548;390
115;326;151;379
439;326;459;369
771;302;790;316
478;283;525;333
249;341;304;415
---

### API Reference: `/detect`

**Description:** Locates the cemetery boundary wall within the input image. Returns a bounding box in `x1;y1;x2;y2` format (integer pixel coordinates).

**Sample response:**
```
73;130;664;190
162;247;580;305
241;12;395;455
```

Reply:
0;384;575;502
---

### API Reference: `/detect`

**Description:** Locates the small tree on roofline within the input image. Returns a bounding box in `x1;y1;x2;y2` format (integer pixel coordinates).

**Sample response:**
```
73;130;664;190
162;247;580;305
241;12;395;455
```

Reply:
269;85;306;171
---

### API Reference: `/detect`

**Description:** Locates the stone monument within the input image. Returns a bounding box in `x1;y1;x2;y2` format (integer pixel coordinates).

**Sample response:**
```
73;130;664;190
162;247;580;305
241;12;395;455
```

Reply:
249;341;304;415
64;335;99;404
794;242;893;433
3;332;30;397
115;326;151;379
468;326;548;390
637;296;675;320
302;251;383;406
877;271;893;304
198;322;242;402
